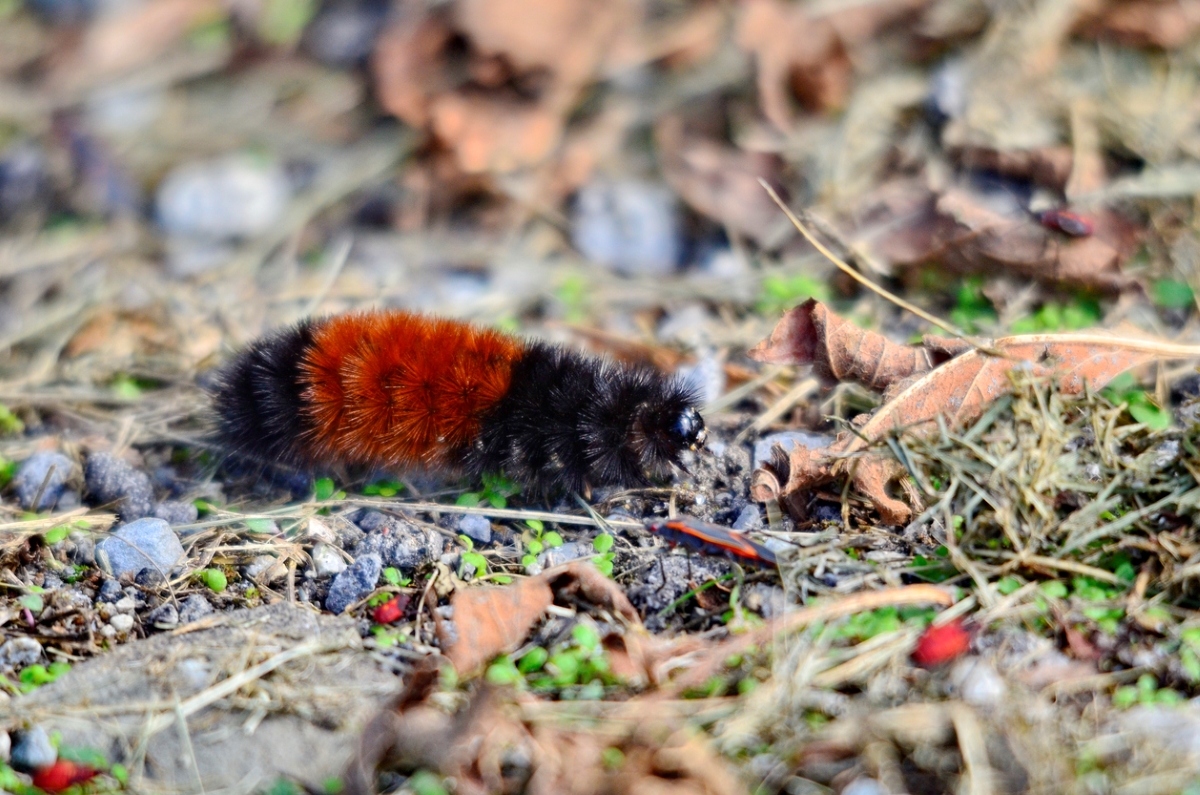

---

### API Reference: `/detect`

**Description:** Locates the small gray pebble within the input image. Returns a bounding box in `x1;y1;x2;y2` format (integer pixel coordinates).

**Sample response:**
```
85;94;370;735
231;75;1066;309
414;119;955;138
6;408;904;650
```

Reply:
95;517;184;579
156;155;289;240
325;553;382;614
135;567;167;588
353;514;443;572
96;578;123;603
85;452;155;521
310;544;347;578
458;514;492;545
68;531;95;565
539;542;586;568
753;431;835;471
732;504;762;531
153;500;198;525
573;178;680;276
41;574;63;592
13;452;75;511
0;637;43;671
146;603;179;628
11;726;55;772
178;594;214;624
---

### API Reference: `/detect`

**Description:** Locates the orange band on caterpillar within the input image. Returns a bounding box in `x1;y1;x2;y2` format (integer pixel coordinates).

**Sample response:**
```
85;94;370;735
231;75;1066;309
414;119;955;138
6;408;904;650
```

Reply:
212;310;707;492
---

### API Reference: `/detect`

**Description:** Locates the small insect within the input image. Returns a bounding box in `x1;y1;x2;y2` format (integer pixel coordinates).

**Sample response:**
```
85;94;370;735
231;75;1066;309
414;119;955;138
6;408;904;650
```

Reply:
646;516;778;569
1037;208;1094;238
211;310;706;494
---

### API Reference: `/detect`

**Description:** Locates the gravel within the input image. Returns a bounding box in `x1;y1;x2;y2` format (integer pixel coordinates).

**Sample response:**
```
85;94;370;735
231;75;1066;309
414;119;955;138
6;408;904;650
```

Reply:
311;544;348;577
179;594;215;625
352;512;444;572
95;518;185;579
85;452;155;521
573;178;680;276
153;500;199;525
458;514;493;545
0;637;43;672
95;578;123;603
10;726;55;772
13;451;75;511
324;553;381;614
146;603;179;629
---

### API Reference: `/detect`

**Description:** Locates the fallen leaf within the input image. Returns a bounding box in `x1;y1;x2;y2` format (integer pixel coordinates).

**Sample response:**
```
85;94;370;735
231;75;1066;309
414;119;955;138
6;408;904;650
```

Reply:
439;561;639;676
747;298;967;393
430;93;564;174
347;656;747;795
846;179;1141;292
950;145;1075;191
750;301;1200;524
736;0;928;128
1076;0;1200;48
657;118;787;245
372;9;454;128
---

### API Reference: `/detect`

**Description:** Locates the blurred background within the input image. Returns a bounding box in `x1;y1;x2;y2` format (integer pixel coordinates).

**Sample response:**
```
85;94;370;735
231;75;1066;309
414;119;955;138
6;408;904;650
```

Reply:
1;0;1196;405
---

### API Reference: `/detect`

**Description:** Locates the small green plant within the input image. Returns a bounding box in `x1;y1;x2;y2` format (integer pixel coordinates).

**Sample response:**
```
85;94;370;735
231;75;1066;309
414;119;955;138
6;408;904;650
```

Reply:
313;477;346;502
556;274;590;323
1112;674;1183;709
950;277;997;333
833;605;935;642
521;518;563;568
1010;296;1102;334
457;473;520;509
382;567;410;587
407;770;450;795
370;625;409;648
0;456;15;488
757;274;832;315
18;592;44;614
200;568;228;593
363;479;404;498
488;622;616;696
1152;278;1195;310
0;405;22;435
245;518;277;534
258;0;317;45
593;533;616;576
17;660;70;693
43;525;70;545
1101;372;1171;431
458;534;490;579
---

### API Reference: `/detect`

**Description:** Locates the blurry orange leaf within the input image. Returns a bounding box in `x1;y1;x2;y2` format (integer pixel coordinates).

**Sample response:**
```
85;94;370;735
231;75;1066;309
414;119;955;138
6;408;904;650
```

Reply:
431;94;563;174
372;10;453;128
1076;0;1200;48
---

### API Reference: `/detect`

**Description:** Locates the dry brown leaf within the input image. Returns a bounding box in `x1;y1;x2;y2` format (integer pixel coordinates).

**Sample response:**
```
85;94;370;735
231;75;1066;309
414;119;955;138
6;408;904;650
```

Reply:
48;0;225;93
747;298;968;393
950;145;1075;191
657;118;786;244
736;0;928;128
750;301;1200;524
431;93;564;174
372;10;454;128
347;657;746;795
440;561;639;676
1076;0;1200;48
850;179;1140;292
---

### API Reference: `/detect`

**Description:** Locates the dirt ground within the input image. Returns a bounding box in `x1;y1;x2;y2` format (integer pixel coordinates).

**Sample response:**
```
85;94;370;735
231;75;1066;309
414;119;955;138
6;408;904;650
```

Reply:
4;0;1200;793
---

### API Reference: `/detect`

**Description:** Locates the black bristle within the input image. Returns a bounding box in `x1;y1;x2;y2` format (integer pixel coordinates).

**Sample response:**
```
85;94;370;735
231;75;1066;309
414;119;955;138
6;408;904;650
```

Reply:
210;319;320;468
466;342;703;493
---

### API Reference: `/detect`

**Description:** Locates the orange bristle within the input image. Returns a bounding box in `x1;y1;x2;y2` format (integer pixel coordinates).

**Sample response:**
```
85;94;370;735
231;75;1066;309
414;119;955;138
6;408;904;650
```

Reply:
301;311;524;469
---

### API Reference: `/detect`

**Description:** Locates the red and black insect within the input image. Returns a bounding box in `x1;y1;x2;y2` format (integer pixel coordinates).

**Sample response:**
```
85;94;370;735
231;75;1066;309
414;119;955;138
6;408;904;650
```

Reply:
646;516;778;569
1037;208;1094;238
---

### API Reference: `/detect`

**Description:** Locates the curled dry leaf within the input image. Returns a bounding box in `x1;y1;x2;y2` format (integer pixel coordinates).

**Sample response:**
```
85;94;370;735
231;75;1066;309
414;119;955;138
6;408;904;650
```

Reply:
736;0;928;129
750;301;1200;524
439;561;639;676
747;298;967;393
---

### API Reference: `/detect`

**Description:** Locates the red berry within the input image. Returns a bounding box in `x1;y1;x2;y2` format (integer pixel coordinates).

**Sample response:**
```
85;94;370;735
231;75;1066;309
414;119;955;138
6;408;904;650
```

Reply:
912;619;971;667
32;760;98;793
1038;209;1094;237
373;597;403;624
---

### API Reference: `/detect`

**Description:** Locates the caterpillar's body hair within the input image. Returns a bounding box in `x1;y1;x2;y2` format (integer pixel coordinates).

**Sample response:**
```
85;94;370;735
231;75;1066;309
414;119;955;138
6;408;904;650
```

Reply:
212;310;707;493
